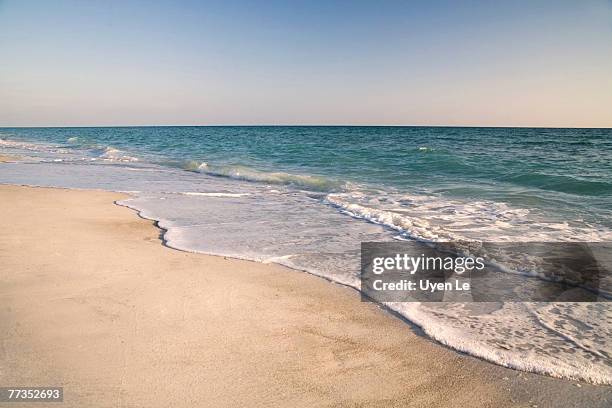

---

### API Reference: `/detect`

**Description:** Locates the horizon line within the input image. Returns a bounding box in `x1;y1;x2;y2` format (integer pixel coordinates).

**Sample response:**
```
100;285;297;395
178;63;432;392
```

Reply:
1;124;611;130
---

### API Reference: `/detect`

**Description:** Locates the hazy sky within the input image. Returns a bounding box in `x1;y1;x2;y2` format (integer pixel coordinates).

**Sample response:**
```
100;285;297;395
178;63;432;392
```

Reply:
1;0;611;127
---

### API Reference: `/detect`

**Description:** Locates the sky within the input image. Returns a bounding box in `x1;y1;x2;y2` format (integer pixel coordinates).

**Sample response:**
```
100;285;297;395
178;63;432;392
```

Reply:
1;0;611;127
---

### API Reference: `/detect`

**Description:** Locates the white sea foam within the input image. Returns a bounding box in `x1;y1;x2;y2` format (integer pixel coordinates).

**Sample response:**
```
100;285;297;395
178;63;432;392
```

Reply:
180;192;250;198
326;192;612;243
98;146;139;162
388;302;612;384
0;138;55;153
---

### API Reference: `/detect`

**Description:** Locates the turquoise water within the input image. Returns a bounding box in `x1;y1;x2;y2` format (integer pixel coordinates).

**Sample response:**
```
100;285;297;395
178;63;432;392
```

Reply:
1;126;611;383
2;126;611;228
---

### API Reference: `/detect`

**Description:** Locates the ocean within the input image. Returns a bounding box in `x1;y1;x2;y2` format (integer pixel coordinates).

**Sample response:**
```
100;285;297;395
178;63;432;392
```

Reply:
1;126;611;383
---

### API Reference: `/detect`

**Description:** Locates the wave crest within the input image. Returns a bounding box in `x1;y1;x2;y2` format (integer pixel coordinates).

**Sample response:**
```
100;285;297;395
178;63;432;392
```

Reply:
97;146;139;162
184;160;341;191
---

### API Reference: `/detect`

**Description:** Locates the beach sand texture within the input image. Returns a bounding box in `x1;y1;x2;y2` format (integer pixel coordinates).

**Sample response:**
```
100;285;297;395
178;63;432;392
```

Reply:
0;185;610;407
0;155;18;163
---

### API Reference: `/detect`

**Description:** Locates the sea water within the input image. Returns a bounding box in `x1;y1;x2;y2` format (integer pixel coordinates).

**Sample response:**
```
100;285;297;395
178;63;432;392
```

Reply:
1;126;610;383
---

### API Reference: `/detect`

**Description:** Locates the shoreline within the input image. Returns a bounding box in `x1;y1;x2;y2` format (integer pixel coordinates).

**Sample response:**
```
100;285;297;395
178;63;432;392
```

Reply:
1;184;610;407
117;191;612;386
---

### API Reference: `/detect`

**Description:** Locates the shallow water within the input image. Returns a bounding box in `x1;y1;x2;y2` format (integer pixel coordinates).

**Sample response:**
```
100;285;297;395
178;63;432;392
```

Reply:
1;126;611;383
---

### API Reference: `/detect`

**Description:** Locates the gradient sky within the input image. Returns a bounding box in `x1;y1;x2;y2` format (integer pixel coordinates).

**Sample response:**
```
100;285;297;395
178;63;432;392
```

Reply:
1;0;611;127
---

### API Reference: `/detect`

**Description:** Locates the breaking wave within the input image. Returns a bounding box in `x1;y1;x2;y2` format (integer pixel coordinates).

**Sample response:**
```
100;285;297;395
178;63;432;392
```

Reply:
183;160;342;191
96;146;139;162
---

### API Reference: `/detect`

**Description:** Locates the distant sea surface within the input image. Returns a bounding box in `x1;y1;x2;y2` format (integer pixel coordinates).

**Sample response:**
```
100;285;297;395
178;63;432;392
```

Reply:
1;126;611;383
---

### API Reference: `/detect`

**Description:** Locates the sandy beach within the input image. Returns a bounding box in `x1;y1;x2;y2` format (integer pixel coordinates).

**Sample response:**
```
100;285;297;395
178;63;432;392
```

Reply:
0;155;18;163
0;184;610;407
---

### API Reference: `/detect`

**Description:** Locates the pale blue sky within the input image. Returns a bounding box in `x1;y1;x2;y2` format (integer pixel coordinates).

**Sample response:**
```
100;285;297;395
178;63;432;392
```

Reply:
1;0;611;127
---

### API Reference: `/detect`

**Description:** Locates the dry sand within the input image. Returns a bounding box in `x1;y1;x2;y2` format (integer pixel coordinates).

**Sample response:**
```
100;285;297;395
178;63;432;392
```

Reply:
0;185;610;407
0;155;18;163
